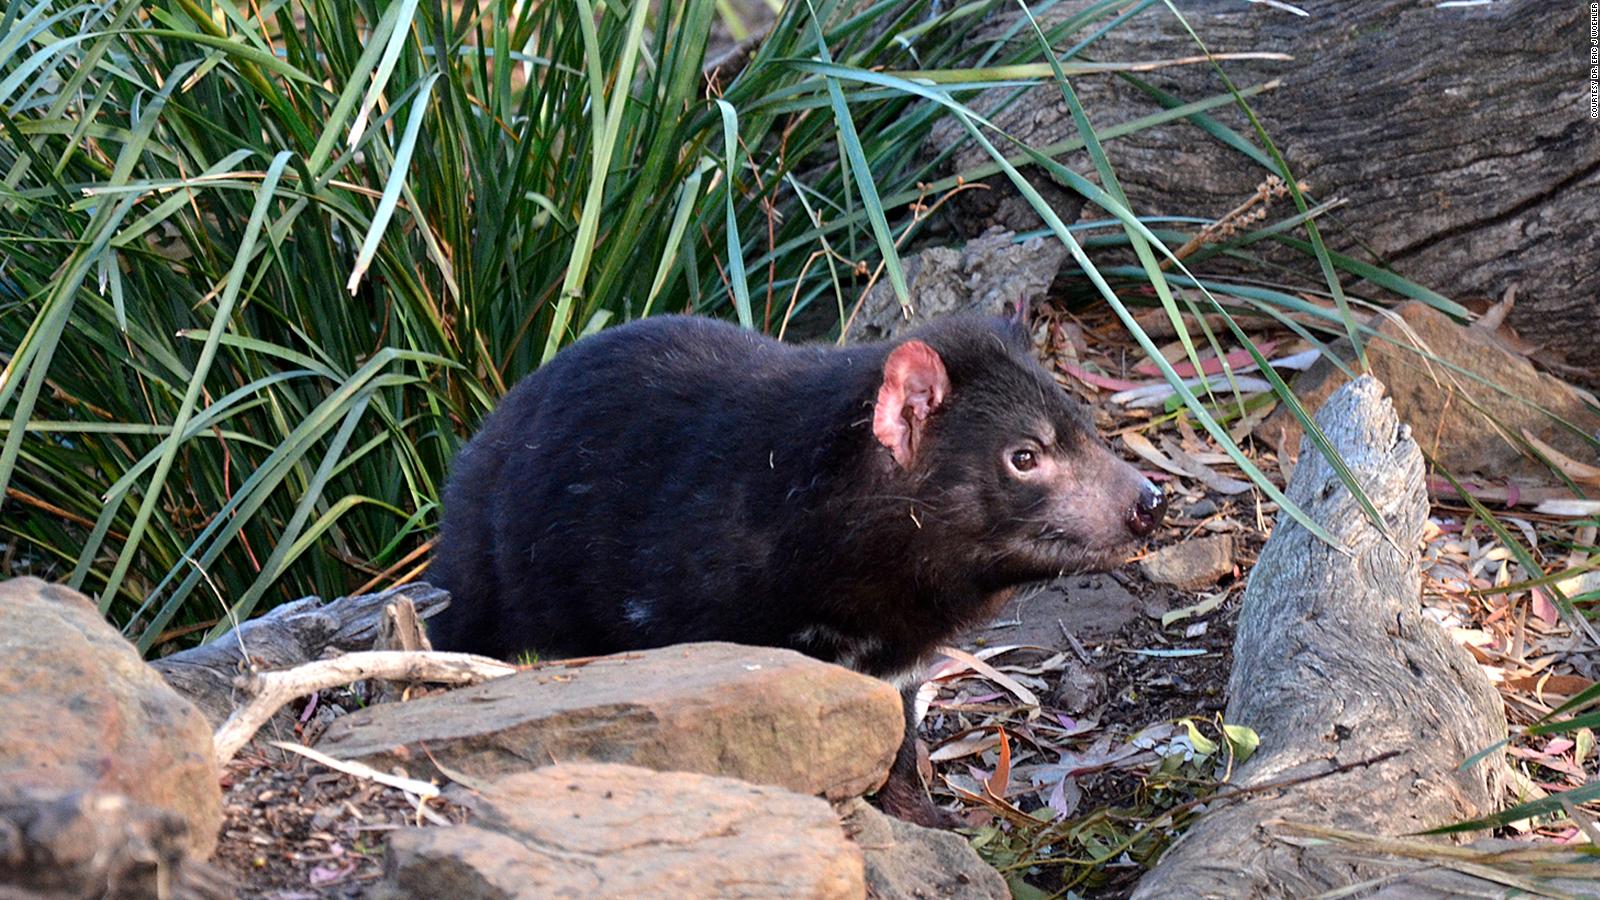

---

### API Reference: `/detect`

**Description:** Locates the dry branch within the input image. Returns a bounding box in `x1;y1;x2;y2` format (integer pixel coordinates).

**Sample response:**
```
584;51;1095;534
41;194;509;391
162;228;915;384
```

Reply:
212;650;517;766
1133;376;1508;898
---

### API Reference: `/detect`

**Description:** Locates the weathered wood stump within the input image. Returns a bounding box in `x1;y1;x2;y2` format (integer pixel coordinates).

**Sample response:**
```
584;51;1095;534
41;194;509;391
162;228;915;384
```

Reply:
1133;376;1507;898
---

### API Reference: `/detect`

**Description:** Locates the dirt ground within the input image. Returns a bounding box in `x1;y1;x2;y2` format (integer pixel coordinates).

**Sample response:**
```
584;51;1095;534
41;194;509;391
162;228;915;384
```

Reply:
211;743;470;897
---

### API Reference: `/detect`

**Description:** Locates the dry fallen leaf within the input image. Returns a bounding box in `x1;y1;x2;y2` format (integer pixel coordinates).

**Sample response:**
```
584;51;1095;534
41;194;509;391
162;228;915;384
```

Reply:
1520;429;1600;486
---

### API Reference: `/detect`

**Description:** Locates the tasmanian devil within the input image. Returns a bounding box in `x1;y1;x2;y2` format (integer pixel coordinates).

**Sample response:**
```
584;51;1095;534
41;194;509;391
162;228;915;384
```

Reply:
427;313;1166;827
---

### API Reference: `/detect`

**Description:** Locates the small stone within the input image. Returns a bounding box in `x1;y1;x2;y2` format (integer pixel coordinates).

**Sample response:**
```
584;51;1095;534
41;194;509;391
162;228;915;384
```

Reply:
1140;535;1236;591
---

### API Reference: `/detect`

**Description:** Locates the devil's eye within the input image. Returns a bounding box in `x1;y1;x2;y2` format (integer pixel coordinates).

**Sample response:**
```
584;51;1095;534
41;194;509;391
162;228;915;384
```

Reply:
1009;449;1038;473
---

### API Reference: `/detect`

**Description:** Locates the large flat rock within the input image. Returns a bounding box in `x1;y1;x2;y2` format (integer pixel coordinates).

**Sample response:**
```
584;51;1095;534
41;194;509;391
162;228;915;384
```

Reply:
379;763;865;899
0;577;221;858
317;641;901;800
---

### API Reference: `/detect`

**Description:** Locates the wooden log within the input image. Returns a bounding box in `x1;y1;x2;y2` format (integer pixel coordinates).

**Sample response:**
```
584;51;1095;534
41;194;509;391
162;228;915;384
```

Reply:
944;0;1599;376
1132;376;1507;898
149;583;449;727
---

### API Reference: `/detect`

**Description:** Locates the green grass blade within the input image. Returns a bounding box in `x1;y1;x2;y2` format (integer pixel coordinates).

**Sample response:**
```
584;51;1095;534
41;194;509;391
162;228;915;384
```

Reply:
714;99;754;327
803;0;909;308
345;72;440;294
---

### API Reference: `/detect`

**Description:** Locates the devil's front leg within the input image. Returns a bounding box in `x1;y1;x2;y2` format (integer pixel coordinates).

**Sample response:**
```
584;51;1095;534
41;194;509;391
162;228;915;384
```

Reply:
873;680;965;829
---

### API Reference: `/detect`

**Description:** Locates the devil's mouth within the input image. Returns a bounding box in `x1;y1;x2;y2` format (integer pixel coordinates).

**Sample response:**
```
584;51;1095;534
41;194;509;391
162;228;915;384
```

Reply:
1009;533;1136;580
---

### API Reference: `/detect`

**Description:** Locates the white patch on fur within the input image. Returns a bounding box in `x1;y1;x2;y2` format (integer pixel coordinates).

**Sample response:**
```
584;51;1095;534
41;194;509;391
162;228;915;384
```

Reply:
622;598;653;628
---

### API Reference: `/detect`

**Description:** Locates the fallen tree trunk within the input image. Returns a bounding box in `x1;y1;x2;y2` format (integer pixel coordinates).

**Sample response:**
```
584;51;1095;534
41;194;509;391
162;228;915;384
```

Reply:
150;583;449;727
1133;376;1507;898
947;0;1600;376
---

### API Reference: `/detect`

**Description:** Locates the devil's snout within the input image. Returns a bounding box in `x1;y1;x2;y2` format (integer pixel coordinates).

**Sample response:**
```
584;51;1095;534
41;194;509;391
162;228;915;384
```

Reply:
1127;482;1167;537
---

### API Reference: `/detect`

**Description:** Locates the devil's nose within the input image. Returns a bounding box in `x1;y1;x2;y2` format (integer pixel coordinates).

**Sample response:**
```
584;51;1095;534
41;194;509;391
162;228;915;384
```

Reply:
1127;483;1167;537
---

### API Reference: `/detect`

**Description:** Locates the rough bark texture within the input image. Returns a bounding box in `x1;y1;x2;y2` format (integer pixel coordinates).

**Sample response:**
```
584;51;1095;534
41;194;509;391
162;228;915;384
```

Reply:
846;228;1068;341
946;0;1600;373
1132;376;1507;899
149;583;449;727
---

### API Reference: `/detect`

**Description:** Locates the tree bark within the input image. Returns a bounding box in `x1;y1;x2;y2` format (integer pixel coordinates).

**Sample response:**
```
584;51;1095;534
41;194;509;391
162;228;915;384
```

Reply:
1132;376;1507;898
947;0;1600;375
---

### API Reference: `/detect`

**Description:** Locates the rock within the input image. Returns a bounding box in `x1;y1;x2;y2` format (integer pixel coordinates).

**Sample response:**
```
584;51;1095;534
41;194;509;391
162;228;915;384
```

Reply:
317;642;901;800
379;763;865;899
1046;661;1108;716
849;227;1067;342
0;577;221;858
837;798;1009;899
1258;301;1600;481
1139;536;1236;591
974;574;1147;650
0;785;230;900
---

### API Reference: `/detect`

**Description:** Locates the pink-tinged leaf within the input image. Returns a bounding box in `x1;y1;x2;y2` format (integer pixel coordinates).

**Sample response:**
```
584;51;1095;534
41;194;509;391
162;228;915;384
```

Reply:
309;861;355;886
1133;342;1278;378
299;691;320;724
1046;774;1081;819
1531;588;1559;626
1426;477;1593;511
1059;361;1145;392
1541;737;1575;756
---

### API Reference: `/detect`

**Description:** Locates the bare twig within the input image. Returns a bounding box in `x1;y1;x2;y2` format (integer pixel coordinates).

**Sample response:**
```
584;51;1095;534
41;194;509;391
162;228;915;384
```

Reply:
213;650;517;766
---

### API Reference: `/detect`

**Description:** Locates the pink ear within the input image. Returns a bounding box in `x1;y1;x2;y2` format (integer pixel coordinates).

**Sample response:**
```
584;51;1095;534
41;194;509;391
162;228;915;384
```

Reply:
873;340;950;468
